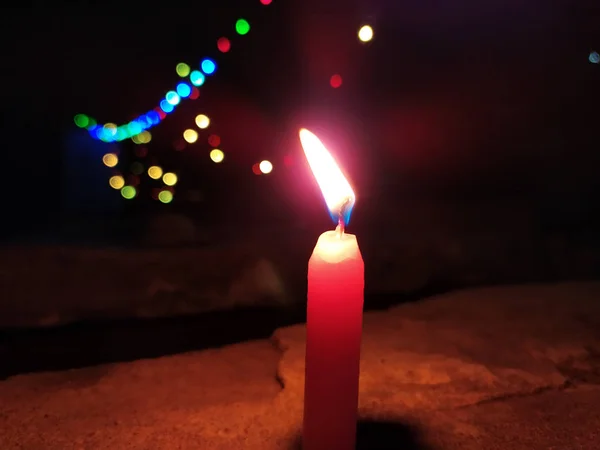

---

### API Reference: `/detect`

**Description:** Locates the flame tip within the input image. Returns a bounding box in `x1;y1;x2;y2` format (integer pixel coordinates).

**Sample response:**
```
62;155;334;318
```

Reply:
299;129;355;224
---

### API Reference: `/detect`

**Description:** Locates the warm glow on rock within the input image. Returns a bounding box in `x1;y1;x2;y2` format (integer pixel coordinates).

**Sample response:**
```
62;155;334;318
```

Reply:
299;128;355;217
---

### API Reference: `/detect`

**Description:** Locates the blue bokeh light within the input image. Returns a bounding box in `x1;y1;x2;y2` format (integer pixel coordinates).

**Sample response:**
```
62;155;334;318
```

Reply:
147;110;160;125
590;51;599;64
160;99;175;113
176;82;192;98
190;70;205;86
201;59;217;75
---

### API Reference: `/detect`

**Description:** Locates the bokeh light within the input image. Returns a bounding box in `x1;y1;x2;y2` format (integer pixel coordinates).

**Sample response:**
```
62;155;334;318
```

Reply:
127;175;140;186
590;51;600;64
208;134;221;147
74;114;89;128
259;160;273;174
217;37;231;53
163;172;178;186
176;82;192;98
121;186;137;199
160;100;174;113
330;74;343;88
252;163;262;175
102;153;119;168
176;63;191;77
190;70;205;86
166;91;181;105
260;0;272;4
132;131;152;144
210;149;225;163
189;87;200;100
235;19;250;35
158;190;174;204
283;154;294;167
201;59;217;75
109;175;125;190
131;162;144;175
358;25;374;42
148;166;163;180
135;146;148;158
173;139;186;151
183;129;199;143
195;114;210;129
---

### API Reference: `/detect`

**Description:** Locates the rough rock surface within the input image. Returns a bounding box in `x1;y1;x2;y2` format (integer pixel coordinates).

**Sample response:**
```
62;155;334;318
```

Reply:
1;283;600;449
0;245;288;328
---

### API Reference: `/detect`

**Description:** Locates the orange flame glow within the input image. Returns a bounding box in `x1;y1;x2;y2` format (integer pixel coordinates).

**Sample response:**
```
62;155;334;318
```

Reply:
299;128;355;219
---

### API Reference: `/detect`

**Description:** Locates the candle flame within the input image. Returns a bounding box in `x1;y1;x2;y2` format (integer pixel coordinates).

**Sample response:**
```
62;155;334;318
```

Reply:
299;128;355;225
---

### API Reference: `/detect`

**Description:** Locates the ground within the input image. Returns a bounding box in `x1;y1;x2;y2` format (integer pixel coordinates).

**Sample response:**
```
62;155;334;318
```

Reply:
1;282;600;449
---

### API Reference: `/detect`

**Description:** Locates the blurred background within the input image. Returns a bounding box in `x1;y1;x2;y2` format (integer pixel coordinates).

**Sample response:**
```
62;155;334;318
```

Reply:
0;0;599;343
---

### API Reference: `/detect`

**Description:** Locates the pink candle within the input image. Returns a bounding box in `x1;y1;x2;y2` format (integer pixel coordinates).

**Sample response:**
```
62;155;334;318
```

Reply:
299;129;365;450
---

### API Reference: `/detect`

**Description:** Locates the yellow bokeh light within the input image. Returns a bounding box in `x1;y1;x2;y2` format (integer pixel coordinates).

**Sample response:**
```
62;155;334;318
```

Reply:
102;153;119;168
259;160;273;174
183;129;199;143
132;131;151;145
210;149;225;163
195;114;210;129
358;25;374;42
148;165;163;180
109;175;125;189
163;172;178;186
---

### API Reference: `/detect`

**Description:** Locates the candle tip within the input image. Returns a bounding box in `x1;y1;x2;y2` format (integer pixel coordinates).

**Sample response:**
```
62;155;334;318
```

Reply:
336;197;351;238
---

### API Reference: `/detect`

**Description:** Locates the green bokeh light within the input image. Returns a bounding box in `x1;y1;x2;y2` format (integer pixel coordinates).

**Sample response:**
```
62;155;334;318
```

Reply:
176;62;191;77
121;186;137;199
74;114;89;128
235;19;250;35
158;190;174;204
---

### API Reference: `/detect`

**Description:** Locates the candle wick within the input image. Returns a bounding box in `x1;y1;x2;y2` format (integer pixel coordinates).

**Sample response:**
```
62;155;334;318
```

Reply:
337;216;345;238
337;197;351;238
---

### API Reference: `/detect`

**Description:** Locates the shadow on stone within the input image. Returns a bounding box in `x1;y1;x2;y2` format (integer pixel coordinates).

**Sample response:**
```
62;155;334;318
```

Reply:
290;419;432;450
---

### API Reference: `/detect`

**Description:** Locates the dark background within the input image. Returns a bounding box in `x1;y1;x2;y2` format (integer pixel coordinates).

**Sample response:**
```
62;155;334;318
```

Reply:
0;0;599;377
1;0;599;239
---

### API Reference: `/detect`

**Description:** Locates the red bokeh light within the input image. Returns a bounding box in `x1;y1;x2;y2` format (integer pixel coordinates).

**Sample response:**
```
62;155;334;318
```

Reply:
208;134;221;147
173;140;186;151
260;0;272;4
217;37;231;53
283;154;294;167
154;107;167;120
189;87;200;100
252;163;262;175
127;175;140;186
330;74;343;88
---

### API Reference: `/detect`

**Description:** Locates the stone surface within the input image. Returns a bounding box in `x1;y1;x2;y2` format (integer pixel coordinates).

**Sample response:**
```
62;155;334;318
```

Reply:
1;283;600;449
0;245;289;328
273;282;600;414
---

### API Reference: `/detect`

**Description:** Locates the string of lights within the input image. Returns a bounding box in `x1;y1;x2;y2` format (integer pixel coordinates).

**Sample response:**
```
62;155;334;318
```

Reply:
73;16;254;143
75;4;385;203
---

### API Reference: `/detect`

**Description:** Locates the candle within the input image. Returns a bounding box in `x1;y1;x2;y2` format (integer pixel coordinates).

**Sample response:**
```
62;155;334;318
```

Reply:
299;128;365;450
